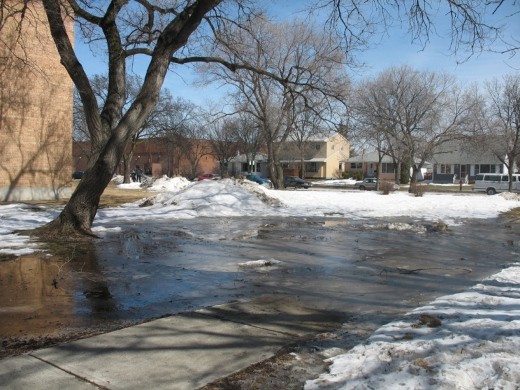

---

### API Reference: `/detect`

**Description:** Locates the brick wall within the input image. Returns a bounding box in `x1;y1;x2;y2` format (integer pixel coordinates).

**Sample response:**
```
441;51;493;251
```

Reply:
0;1;73;201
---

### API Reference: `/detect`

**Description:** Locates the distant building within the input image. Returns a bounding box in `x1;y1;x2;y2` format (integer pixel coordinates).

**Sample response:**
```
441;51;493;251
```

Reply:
226;153;269;178
280;132;350;179
345;140;510;183
0;2;74;201
74;138;219;180
430;140;510;183
345;151;404;181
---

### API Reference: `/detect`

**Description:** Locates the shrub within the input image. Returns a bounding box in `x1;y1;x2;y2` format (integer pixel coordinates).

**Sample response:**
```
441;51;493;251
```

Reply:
379;180;396;195
343;171;363;180
411;182;427;197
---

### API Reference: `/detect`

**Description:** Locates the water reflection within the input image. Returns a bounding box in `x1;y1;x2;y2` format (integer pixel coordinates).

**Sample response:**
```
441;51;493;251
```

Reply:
1;217;518;342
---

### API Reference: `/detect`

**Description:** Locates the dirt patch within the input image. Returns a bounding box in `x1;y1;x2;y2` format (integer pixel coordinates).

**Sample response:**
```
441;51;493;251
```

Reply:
10;182;152;209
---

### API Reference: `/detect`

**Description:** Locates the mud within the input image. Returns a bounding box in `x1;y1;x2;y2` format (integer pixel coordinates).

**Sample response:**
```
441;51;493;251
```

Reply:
1;216;519;363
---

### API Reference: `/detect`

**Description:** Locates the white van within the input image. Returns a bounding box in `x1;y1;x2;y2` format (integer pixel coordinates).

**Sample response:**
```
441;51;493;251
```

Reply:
473;173;520;195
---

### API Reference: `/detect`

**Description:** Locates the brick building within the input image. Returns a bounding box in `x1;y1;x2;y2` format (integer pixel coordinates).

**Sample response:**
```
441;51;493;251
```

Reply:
74;138;219;180
0;1;74;201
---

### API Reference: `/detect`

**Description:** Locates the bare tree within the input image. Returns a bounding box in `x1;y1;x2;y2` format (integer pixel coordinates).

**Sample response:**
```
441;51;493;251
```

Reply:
153;98;199;177
230;112;265;175
180;122;213;179
203;16;349;187
290;103;331;179
207;118;240;176
1;0;517;236
317;1;519;61
480;73;520;191
73;74;177;182
354;65;476;190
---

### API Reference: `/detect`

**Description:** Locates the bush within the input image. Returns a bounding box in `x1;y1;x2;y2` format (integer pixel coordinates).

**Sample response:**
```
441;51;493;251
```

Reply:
343;171;363;180
411;182;427;197
379;181;397;195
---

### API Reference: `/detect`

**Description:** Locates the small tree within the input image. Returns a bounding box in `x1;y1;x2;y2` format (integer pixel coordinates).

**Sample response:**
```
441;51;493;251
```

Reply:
484;74;520;191
207;118;240;177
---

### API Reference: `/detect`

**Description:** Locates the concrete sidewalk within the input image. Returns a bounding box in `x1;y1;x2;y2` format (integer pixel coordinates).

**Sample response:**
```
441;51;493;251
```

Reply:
0;310;301;390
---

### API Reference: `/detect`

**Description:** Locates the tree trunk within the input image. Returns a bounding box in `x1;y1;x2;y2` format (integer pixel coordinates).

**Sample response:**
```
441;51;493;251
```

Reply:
39;118;137;236
42;151;117;236
123;150;134;183
409;164;420;193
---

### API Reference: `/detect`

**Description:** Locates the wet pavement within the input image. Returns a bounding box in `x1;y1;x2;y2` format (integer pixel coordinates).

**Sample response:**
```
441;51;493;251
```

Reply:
1;216;518;348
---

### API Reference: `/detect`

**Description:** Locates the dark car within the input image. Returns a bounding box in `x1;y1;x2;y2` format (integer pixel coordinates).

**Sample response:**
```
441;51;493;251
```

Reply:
284;176;312;189
246;174;272;187
72;171;84;180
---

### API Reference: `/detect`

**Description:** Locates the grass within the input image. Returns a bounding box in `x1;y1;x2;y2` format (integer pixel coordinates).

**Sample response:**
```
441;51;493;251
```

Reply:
17;181;152;208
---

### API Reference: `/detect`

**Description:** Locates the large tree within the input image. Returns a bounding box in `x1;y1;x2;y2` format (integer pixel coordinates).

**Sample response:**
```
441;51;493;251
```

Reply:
353;65;477;189
204;16;349;188
482;73;520;190
1;0;517;236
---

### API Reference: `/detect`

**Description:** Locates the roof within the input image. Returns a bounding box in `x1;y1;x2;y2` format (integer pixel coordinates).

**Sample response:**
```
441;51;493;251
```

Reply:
280;157;327;163
230;153;268;163
303;132;347;143
431;141;503;164
346;152;395;163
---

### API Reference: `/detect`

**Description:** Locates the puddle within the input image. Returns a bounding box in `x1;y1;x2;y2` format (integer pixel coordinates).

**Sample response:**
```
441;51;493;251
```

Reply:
1;216;518;342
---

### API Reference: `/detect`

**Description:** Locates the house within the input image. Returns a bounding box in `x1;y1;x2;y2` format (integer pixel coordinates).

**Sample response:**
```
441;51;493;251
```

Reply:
430;140;510;183
345;140;510;183
280;132;350;179
226;153;270;178
345;151;402;181
0;2;74;201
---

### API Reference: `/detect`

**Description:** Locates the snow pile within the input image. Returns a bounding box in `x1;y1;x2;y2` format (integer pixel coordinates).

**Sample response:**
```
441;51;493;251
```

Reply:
314;179;358;186
305;264;520;390
134;178;283;218
148;175;192;192
1;176;520;252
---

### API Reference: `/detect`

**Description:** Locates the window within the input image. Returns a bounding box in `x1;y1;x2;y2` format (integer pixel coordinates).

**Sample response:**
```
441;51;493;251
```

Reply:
306;162;318;172
350;162;362;169
256;162;261;172
315;144;321;151
381;163;396;173
440;164;451;174
339;163;343;171
475;164;503;174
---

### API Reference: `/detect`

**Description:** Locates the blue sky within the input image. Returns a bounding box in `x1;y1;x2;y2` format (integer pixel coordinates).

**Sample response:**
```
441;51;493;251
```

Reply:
75;1;519;106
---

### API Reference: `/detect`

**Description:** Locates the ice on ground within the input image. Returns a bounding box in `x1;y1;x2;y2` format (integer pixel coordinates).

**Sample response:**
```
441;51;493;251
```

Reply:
238;259;282;268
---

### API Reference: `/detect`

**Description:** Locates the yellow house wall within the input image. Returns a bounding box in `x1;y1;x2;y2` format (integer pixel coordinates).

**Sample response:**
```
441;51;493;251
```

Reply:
0;1;73;201
324;133;350;178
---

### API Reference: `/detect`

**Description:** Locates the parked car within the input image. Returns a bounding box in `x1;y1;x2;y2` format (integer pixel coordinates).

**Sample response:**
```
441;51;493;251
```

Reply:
198;173;220;181
246;173;272;187
473;173;520;195
284;176;312;189
355;178;399;191
72;171;84;179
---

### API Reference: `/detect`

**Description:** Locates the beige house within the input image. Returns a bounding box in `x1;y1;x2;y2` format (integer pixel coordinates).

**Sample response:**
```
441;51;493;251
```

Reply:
280;132;350;179
0;2;74;201
345;151;398;181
